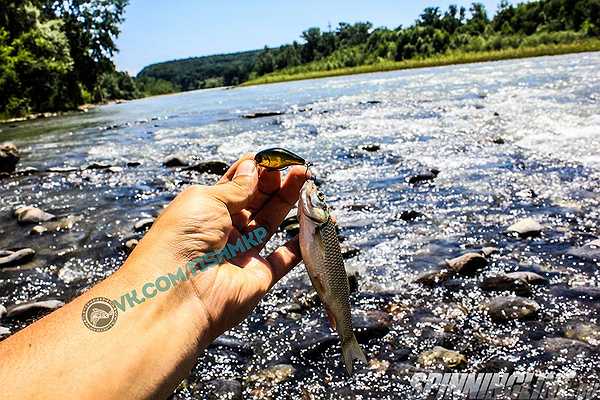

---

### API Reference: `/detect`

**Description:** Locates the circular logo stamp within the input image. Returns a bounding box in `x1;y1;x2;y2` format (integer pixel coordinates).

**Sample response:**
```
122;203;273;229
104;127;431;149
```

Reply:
82;297;118;332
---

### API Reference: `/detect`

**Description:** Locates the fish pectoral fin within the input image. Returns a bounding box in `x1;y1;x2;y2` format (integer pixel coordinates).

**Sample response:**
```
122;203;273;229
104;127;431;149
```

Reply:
324;306;337;330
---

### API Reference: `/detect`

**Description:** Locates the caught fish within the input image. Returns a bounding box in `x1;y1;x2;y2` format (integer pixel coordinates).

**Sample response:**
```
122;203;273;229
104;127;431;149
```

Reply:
298;179;367;374
255;147;306;170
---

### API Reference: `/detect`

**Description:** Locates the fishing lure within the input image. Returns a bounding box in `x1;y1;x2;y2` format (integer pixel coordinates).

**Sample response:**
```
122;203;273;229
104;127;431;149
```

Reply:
254;147;307;170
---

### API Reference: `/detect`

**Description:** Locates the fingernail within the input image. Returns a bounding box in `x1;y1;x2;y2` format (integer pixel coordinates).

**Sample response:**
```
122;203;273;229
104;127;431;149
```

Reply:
234;160;256;177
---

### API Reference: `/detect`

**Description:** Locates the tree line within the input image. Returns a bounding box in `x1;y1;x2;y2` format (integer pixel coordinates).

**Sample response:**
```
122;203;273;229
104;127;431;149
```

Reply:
2;0;599;118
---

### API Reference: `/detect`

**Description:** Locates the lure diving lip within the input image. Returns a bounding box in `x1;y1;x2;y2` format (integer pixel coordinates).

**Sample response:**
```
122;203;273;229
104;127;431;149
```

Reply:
254;147;306;170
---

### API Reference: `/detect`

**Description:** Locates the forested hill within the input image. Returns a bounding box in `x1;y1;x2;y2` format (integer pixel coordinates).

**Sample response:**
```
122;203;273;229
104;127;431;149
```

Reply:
138;0;600;89
137;49;262;90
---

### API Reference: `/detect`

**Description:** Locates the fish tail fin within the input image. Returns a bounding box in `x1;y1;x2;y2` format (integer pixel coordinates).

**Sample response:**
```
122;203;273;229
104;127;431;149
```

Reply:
341;335;367;375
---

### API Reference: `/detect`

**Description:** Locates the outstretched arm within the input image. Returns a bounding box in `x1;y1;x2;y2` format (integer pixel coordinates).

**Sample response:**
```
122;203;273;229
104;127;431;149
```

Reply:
0;155;309;399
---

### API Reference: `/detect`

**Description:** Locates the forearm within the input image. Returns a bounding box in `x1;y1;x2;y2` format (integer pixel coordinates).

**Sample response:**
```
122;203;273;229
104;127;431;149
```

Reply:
0;251;211;400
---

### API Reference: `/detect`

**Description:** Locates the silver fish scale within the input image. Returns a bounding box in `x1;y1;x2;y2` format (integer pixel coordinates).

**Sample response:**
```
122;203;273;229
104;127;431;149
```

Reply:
319;219;354;341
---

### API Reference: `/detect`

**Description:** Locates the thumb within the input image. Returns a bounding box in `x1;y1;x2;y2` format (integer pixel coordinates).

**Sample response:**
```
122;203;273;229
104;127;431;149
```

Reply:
208;160;258;214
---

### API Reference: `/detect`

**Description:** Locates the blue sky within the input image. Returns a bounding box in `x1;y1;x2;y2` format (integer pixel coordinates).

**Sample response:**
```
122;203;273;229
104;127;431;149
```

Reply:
115;1;519;75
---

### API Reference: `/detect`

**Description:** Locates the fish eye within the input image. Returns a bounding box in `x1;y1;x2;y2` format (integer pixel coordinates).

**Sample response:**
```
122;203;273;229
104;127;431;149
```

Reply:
317;192;325;201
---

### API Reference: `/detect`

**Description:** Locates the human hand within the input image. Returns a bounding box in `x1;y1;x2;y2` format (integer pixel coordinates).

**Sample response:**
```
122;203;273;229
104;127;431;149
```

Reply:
130;153;309;343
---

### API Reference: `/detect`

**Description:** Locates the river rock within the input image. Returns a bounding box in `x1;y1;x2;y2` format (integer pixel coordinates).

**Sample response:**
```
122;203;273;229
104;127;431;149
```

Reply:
134;218;155;231
0;248;36;268
248;364;295;384
557;286;600;300
418;346;467;369
480;247;499;257
362;144;380;152
484;296;540;322
506;218;543;238
542;337;594;356
125;239;139;252
293;333;338;359
445;253;487;274
0;304;6;319
5;299;64;318
399;210;424;221
242;111;284;119
14;206;55;224
0;326;10;338
564;322;600;346
567;239;600;262
83;162;112;170
163;155;189;167
505;271;548;284
207;379;242;400
30;225;48;235
210;335;253;356
415;268;451;286
47;166;78;173
184;161;229;175
408;168;440;184
0;143;20;173
353;309;392;341
480;275;531;295
34;215;82;233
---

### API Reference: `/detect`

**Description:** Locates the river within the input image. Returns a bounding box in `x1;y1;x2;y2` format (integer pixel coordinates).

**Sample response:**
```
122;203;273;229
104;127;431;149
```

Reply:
1;52;600;399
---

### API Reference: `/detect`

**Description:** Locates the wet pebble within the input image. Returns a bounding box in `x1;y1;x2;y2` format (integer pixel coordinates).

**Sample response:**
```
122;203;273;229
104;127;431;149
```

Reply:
210;335;253;356
0;326;10;338
353;309;392;341
506;218;544;238
0;248;36;268
542;337;594;357
362;144;380;152
242;111;284;119
408;168;440;184
445;252;487;274
183;161;229;175
163;155;189;167
557;286;600;301
248;364;295;384
207;379;242;400
32;215;82;233
0;304;5;319
0;142;20;173
14;206;55;224
480;274;531;295
484;296;540;322
399;210;424;221
564;322;600;346
567;238;600;261
504;271;548;284
125;239;139;252
417;346;467;369
134;218;155;231
279;215;299;236
5;299;64;318
415;268;451;286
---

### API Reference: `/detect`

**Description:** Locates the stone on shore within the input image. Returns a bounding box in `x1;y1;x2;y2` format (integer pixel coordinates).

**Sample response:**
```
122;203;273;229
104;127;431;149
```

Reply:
0;248;36;268
564;322;600;346
14;206;55;224
0;326;10;338
506;218;543;238
0;143;20;173
5;299;64;318
248;364;295;384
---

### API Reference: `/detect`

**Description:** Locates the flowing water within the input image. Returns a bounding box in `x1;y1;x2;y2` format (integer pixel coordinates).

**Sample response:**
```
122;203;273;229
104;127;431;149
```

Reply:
1;52;600;399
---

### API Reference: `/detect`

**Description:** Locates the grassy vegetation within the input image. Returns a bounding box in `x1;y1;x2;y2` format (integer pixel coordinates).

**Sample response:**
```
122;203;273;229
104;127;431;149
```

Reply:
242;39;600;86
